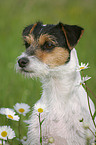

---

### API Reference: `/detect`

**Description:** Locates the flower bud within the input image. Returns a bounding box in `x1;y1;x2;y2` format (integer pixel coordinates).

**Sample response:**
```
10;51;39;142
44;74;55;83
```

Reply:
48;137;54;143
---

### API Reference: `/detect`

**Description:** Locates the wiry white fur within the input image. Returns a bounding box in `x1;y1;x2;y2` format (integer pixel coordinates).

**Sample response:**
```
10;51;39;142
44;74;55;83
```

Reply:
16;52;49;78
16;49;95;145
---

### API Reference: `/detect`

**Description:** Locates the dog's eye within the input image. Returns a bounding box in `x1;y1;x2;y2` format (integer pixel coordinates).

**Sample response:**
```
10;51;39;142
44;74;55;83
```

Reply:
42;41;55;51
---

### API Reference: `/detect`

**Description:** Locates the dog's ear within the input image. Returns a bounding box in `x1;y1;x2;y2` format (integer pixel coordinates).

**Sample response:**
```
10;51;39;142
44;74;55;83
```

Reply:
22;24;34;36
59;22;84;50
22;22;42;36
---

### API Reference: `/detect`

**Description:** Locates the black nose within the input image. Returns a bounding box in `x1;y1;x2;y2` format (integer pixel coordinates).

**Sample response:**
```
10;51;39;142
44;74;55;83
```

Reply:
18;57;29;68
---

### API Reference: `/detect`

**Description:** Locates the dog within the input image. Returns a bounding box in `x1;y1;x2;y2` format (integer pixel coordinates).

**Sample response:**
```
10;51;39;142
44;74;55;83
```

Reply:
16;22;95;145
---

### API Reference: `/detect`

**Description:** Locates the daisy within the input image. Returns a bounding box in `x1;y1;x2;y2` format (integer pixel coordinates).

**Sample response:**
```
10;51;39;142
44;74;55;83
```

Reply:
80;76;91;85
0;108;19;121
0;126;15;140
76;76;91;87
14;103;30;116
34;102;46;114
76;62;89;71
0;108;13;115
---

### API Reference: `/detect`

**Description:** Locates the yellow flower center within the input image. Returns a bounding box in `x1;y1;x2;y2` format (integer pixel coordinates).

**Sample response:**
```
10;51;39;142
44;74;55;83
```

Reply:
80;67;85;70
38;108;43;113
8;115;13;119
19;108;25;113
1;131;7;137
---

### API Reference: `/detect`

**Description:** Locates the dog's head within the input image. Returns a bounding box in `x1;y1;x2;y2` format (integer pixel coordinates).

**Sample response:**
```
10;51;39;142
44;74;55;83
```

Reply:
16;22;84;78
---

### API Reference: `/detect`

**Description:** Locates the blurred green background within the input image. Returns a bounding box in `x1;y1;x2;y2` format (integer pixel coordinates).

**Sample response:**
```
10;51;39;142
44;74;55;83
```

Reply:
0;0;96;143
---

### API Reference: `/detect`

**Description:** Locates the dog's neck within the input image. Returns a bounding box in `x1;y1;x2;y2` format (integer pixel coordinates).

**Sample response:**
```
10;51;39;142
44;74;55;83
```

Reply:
40;49;81;107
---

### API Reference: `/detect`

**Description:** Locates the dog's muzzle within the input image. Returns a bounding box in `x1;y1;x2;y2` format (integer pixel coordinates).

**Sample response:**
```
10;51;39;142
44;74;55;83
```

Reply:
18;57;29;68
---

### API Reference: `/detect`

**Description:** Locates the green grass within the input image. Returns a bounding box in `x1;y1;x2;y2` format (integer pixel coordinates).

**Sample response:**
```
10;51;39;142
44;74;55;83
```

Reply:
0;0;96;144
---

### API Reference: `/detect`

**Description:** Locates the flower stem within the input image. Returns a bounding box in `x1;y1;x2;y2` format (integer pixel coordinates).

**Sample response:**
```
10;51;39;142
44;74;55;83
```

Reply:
2;139;3;145
39;113;42;145
7;137;12;145
84;84;96;99
88;127;96;137
81;71;96;128
84;82;96;129
18;115;22;145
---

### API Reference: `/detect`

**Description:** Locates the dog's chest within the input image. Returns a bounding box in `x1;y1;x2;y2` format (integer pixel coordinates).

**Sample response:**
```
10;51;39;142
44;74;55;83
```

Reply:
42;93;84;138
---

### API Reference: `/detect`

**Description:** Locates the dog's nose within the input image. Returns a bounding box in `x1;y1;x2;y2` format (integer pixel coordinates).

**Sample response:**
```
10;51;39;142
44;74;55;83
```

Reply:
18;57;29;68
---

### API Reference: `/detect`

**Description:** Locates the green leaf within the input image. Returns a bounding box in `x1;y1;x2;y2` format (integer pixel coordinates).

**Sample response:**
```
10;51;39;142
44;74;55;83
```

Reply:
79;118;84;122
40;118;45;125
93;110;96;120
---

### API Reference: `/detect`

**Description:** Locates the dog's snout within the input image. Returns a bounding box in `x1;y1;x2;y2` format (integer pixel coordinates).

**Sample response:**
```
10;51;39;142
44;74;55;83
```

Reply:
18;57;29;68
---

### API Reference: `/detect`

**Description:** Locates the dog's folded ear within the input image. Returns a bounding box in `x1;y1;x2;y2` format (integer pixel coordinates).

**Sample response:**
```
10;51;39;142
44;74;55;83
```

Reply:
22;24;34;36
22;22;42;36
59;22;84;50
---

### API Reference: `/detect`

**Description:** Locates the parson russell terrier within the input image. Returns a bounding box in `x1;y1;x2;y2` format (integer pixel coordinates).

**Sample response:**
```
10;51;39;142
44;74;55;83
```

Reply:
16;22;95;145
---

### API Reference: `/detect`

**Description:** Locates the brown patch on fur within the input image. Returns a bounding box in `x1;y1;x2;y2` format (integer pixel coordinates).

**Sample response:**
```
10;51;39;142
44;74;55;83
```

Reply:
24;34;34;45
38;34;57;46
35;47;69;68
30;23;37;34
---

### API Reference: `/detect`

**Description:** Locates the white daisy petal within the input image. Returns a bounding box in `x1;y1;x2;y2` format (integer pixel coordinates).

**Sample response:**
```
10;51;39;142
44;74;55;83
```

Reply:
0;140;5;144
34;102;47;114
0;108;20;121
79;76;91;86
76;76;91;87
0;126;15;140
0;108;14;115
84;76;91;82
7;114;20;121
14;103;30;116
76;62;89;72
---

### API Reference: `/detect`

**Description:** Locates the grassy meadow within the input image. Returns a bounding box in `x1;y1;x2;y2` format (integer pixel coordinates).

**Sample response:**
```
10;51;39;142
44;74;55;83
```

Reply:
0;0;96;144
